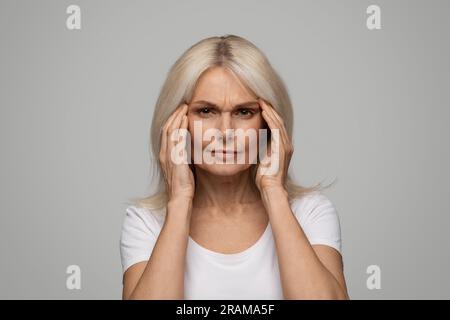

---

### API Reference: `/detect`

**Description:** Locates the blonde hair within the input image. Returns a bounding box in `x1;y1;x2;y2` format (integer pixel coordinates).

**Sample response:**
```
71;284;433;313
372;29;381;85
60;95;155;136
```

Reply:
127;34;334;212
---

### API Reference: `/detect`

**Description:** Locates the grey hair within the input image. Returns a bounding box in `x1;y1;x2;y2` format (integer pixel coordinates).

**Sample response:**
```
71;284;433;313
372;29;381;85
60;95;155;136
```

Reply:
127;34;333;213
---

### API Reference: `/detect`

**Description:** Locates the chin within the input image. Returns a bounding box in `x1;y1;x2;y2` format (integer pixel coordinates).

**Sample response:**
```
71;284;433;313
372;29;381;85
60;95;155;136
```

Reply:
195;163;252;176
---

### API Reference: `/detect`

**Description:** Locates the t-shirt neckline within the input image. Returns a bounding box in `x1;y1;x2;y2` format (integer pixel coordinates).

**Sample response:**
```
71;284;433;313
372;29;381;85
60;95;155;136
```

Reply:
188;221;272;262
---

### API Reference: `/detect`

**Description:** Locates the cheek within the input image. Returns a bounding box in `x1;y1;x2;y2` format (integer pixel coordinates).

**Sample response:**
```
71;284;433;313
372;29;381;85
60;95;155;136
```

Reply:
232;119;264;155
187;118;214;148
238;114;265;132
241;116;265;134
188;116;266;151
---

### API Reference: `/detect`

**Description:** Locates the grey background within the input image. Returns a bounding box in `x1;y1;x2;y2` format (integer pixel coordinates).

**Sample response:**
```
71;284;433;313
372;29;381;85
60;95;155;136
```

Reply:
1;0;449;299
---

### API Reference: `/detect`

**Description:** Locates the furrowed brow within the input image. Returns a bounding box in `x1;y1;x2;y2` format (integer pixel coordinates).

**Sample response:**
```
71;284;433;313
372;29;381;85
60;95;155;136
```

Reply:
190;100;259;108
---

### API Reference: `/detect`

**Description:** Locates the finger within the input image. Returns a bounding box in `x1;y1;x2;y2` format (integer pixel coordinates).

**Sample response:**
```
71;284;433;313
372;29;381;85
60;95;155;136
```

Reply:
180;115;189;162
259;99;289;148
161;103;187;162
259;99;276;129
260;111;280;158
269;107;290;146
259;100;290;179
164;103;186;133
258;139;271;167
160;124;167;161
260;101;282;149
168;103;188;135
261;109;277;138
259;99;279;132
168;104;188;149
259;99;292;156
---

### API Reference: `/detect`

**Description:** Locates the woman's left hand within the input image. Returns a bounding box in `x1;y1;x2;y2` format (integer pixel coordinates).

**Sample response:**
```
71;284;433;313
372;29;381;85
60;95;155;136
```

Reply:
255;98;294;193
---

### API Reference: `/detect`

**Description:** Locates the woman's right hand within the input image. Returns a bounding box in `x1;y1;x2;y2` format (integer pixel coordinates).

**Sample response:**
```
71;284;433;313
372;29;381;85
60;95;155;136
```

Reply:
159;103;195;202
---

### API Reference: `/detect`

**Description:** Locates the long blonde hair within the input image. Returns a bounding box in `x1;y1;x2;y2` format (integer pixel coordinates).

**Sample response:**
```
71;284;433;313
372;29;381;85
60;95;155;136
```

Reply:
127;34;334;213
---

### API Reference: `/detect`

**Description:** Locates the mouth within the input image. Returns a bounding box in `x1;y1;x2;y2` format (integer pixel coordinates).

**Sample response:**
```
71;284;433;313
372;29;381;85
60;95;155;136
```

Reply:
212;150;242;155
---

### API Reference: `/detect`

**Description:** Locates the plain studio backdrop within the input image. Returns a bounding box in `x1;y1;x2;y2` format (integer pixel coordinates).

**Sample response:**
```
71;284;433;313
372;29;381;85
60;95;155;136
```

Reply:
1;0;449;299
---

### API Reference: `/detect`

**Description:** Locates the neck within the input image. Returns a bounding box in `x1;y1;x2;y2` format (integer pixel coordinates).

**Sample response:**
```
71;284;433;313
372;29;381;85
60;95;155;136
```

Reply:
192;166;261;210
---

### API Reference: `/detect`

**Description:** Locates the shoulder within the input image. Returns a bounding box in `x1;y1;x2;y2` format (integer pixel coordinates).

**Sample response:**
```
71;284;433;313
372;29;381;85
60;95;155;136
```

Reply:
289;191;342;253
122;205;165;230
120;205;166;245
119;205;166;273
290;191;338;222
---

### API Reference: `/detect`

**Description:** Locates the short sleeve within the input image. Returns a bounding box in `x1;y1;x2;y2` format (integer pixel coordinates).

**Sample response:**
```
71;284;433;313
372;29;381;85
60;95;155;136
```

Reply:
292;192;343;254
120;206;162;274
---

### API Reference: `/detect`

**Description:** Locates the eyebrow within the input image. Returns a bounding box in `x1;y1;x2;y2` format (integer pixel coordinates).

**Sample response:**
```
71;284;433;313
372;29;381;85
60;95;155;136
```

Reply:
190;100;260;109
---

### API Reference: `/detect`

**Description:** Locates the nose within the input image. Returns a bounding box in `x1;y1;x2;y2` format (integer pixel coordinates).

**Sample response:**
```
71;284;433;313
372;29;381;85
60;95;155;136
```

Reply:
218;112;234;145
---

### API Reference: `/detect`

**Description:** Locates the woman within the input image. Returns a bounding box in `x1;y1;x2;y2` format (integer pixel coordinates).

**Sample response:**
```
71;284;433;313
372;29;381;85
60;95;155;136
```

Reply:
120;34;349;300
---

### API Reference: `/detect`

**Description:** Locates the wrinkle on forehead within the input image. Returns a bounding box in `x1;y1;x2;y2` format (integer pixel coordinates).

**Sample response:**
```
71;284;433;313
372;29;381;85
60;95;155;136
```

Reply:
190;67;257;111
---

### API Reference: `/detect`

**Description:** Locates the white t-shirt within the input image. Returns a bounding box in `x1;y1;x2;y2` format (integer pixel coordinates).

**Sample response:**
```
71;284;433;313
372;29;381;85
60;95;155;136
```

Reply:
120;191;342;300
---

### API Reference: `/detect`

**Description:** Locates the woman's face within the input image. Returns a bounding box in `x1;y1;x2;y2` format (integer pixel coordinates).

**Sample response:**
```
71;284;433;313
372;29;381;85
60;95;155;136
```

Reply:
186;66;266;176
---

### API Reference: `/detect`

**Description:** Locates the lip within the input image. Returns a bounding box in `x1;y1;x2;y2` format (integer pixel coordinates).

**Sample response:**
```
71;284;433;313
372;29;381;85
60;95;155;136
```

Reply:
212;150;242;154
